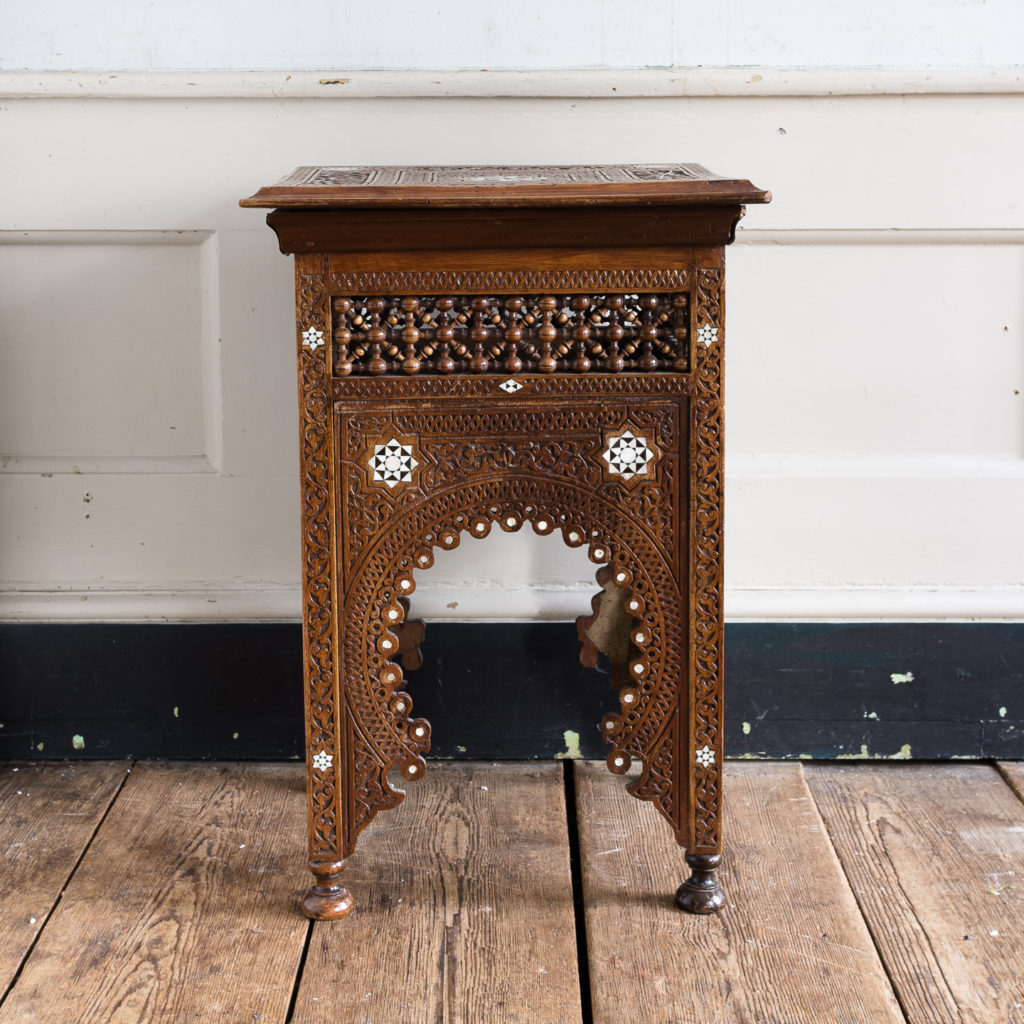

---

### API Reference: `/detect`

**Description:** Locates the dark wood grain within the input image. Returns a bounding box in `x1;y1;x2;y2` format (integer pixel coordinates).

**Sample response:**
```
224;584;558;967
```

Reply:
240;164;768;916
0;762;128;996
575;761;905;1024
0;763;309;1024
806;764;1024;1024
266;205;744;253
290;762;583;1024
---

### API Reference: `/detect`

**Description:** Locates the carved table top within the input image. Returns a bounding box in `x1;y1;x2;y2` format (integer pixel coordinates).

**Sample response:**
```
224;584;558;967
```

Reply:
240;164;771;209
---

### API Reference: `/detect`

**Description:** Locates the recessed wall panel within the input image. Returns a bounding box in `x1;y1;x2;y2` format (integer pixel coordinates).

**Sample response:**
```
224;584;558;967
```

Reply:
726;241;1024;458
0;233;210;465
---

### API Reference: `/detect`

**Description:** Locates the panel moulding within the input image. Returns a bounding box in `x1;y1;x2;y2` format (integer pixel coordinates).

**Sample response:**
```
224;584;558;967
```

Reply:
2;583;1023;623
0;230;223;476
2;68;1023;99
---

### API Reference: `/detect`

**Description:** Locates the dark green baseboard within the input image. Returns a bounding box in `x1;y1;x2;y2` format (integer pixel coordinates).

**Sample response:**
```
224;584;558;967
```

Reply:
1;623;1021;760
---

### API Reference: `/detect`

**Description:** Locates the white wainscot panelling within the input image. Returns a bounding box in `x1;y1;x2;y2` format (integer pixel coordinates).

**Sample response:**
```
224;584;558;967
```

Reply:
720;234;1024;618
3;0;1022;71
0;231;221;473
726;237;1024;458
2;91;1023;622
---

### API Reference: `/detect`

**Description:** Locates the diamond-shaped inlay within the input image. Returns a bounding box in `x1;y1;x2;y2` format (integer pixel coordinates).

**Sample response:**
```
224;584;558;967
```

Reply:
371;439;418;488
312;750;333;772
695;744;715;768
301;327;325;350
697;324;719;348
602;429;654;481
499;378;523;393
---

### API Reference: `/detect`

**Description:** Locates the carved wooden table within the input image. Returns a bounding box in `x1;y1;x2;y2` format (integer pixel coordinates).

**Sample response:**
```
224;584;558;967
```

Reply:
241;165;769;920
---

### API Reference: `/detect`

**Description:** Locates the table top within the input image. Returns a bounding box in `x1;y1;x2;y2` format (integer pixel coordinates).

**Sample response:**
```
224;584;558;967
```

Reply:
240;164;770;209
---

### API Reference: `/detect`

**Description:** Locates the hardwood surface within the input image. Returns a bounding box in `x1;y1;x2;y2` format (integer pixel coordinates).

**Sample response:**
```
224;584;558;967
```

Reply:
291;762;582;1024
0;762;127;995
0;763;310;1024
1000;760;1024;802
806;764;1024;1024
575;761;904;1024
253;164;762;919
2;760;1023;1023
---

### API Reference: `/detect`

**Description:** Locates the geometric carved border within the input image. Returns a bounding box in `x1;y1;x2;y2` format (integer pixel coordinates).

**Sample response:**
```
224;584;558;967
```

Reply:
329;267;691;294
690;265;724;852
296;254;341;862
334;374;691;400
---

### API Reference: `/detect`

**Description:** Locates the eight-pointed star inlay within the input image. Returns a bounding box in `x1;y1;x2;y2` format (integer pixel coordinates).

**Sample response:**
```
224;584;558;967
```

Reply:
602;429;654;481
371;439;419;488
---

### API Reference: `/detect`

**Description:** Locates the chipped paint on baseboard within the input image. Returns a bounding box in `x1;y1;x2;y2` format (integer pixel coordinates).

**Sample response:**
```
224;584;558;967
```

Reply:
71;734;85;750
553;729;582;760
836;742;913;760
742;721;751;735
999;707;1008;718
890;671;915;684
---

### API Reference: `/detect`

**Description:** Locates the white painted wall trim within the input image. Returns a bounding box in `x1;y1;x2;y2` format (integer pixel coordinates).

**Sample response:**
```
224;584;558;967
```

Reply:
3;584;1023;623
736;229;1024;246
3;68;1023;100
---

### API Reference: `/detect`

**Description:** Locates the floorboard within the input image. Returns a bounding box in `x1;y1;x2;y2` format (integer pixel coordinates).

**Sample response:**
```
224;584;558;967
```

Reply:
0;762;128;997
5;759;1023;1023
290;762;583;1024
574;761;904;1024
806;764;1024;1024
0;762;310;1024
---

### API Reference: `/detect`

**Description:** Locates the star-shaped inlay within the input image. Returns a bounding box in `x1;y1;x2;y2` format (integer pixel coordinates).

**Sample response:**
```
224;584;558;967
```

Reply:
602;429;654;481
301;327;325;350
499;379;523;393
312;750;333;771
697;325;718;349
695;744;715;768
371;439;418;488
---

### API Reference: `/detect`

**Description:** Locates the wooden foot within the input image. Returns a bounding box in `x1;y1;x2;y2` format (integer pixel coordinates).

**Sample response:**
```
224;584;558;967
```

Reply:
675;852;725;915
301;859;354;920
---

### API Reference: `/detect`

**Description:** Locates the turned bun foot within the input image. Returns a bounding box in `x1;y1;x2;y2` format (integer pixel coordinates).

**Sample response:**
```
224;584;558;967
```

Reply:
301;860;354;920
675;852;725;915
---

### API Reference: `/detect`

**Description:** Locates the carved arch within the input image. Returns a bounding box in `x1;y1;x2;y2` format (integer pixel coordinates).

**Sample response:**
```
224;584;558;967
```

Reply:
335;476;687;857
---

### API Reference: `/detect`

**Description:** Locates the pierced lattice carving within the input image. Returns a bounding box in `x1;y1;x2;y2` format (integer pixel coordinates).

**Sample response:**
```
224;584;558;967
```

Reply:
331;294;690;376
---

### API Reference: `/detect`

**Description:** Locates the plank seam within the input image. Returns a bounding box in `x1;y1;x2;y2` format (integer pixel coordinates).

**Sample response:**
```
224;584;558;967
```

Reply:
994;762;1024;806
284;919;315;1023
798;763;916;1024
0;760;135;1010
564;761;594;1024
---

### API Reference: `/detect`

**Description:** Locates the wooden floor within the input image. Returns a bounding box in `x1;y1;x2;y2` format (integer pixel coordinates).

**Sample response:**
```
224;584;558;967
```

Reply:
2;761;1023;1023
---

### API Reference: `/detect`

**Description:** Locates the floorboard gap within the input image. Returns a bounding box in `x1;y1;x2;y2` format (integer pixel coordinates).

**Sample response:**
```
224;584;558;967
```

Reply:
994;761;1024;806
563;760;594;1024
0;760;135;1010
284;917;315;1023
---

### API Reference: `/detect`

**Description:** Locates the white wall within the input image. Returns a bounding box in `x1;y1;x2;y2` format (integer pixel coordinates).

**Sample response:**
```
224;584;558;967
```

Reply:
4;0;1023;70
1;4;1022;623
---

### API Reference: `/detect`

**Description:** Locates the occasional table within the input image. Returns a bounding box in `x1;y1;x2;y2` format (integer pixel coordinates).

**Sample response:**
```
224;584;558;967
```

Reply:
240;165;770;920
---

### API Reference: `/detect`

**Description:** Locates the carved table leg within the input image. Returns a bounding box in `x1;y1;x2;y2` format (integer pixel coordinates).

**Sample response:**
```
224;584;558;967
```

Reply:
301;858;354;920
675;852;725;914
